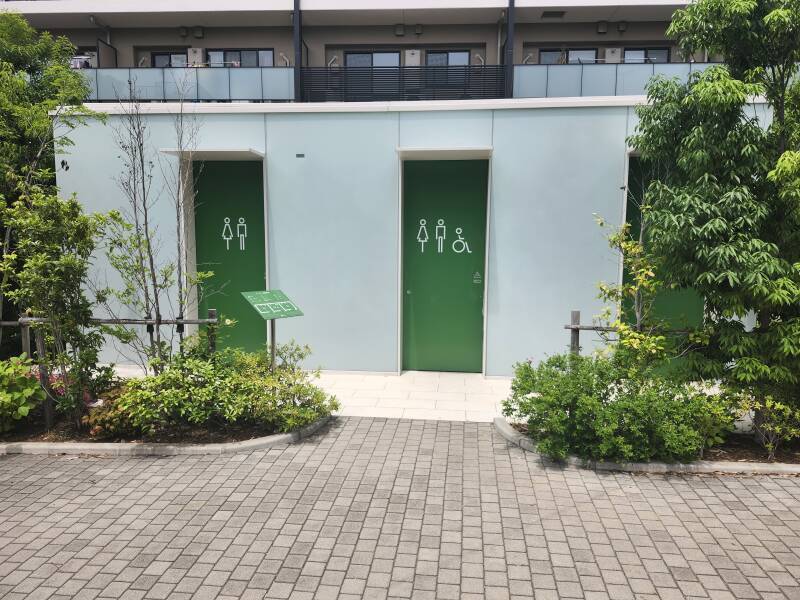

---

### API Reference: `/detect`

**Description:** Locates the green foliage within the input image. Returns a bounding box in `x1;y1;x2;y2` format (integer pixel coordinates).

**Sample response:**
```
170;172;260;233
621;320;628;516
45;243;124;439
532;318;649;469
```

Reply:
0;355;44;432
0;181;106;426
0;12;96;359
502;354;736;463
630;0;800;456
740;395;800;460
86;342;339;438
0;12;91;196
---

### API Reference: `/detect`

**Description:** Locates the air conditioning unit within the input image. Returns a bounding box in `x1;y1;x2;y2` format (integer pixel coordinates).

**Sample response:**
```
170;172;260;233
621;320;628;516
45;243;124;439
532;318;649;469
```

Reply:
404;49;421;67
188;47;204;67
605;47;623;64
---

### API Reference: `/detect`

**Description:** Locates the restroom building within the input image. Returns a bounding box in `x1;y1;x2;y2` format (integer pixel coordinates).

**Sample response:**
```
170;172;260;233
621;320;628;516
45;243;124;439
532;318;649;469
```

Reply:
9;0;749;375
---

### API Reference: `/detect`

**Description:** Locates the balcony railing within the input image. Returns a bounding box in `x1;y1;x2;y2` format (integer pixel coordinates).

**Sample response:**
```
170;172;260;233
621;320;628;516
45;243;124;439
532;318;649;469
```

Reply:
513;62;715;98
82;67;295;102
79;63;717;103
299;66;506;102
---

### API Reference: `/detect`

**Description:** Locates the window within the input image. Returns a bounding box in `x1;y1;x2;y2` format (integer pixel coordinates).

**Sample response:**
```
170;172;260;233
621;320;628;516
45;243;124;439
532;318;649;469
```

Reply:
624;48;669;63
567;49;597;64
207;49;274;67
152;52;187;68
426;51;470;66
539;49;564;65
345;52;400;67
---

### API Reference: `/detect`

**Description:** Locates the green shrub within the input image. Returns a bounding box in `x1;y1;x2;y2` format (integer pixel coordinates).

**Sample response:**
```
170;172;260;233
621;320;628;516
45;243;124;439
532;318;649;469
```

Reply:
86;342;339;438
741;396;800;461
0;355;45;432
502;354;735;463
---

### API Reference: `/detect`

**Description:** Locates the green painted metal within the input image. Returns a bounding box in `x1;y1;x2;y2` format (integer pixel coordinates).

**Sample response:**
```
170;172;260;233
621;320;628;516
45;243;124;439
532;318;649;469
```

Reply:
241;290;303;320
194;161;266;351
626;156;704;328
402;160;488;372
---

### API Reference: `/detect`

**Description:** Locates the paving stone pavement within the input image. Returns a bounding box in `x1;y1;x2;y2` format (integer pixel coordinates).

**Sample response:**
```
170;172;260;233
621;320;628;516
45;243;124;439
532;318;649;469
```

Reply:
1;417;799;600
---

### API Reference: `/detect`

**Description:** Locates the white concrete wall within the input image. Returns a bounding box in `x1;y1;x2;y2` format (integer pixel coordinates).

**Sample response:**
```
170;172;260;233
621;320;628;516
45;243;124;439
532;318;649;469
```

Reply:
56;99;641;374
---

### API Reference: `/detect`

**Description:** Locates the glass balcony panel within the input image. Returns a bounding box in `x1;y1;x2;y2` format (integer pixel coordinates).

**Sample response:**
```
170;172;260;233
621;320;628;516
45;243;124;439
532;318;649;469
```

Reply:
513;65;547;98
581;64;616;96
262;67;294;100
197;68;230;100
164;68;198;101
127;68;164;100
616;64;654;95
546;64;582;97
96;69;134;101
653;63;691;82
81;69;98;101
229;68;262;100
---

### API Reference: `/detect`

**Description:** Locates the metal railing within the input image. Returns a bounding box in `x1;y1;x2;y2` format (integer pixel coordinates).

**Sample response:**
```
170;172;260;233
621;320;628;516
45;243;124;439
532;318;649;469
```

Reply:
514;62;715;98
82;67;295;102
79;62;718;103
299;65;506;102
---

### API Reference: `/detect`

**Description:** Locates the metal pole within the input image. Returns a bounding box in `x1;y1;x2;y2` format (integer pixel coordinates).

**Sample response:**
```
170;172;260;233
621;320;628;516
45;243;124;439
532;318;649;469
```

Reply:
570;310;580;355
34;328;54;429
270;319;276;372
504;0;515;98
20;312;31;358
207;308;217;354
293;0;302;101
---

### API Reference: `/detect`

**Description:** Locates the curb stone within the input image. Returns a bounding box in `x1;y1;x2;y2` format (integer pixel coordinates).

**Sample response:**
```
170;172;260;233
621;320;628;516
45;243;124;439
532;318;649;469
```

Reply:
0;415;333;457
493;417;800;476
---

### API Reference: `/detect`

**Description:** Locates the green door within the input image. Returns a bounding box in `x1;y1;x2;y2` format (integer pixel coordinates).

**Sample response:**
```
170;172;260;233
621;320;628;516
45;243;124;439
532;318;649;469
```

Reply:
194;161;266;351
403;160;488;372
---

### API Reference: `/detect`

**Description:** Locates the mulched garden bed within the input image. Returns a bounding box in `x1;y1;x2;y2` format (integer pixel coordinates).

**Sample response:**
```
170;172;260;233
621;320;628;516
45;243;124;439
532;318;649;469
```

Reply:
509;422;800;464
0;414;282;445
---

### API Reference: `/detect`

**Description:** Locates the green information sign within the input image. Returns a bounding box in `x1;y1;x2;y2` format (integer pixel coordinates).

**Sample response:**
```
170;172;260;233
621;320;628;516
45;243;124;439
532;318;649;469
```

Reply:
241;290;303;320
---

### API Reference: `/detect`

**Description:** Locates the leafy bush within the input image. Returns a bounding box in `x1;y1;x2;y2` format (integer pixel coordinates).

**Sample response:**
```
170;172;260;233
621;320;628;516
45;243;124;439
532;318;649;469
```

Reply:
502;354;735;463
0;355;45;432
741;396;800;461
86;342;338;438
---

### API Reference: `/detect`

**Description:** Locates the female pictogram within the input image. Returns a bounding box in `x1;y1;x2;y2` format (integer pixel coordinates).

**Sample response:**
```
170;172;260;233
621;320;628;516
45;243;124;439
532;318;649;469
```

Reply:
221;217;233;250
452;227;472;254
417;219;429;252
435;219;446;253
237;217;247;251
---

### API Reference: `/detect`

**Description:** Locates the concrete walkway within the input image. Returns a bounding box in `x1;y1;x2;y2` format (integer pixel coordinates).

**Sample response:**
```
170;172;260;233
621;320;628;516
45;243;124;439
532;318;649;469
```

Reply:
1;417;800;600
317;371;512;422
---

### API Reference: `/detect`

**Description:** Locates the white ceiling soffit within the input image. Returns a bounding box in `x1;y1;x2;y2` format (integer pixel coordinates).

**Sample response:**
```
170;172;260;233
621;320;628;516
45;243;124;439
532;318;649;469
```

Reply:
160;148;265;161
6;1;293;29
397;147;493;160
9;0;687;28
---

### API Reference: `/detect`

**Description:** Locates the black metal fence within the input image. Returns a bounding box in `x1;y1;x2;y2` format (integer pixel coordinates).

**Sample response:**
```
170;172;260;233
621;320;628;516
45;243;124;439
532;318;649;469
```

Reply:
299;65;506;102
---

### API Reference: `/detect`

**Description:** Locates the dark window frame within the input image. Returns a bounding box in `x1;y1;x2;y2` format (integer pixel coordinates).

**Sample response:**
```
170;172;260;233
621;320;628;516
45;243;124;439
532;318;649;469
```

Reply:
151;51;188;68
623;47;671;64
206;48;275;68
344;50;401;68
566;48;598;64
425;49;471;66
537;48;565;65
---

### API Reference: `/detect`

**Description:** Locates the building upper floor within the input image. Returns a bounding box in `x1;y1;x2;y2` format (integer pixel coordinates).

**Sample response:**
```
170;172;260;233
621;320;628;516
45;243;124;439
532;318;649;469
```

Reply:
3;0;716;102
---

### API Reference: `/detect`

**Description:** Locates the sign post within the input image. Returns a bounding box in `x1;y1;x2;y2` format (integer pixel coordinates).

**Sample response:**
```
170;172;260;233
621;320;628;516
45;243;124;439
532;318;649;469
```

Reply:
240;290;303;371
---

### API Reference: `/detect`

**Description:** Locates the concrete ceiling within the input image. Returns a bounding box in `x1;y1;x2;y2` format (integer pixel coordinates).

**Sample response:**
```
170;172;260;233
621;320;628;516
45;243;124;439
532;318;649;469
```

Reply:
7;0;685;29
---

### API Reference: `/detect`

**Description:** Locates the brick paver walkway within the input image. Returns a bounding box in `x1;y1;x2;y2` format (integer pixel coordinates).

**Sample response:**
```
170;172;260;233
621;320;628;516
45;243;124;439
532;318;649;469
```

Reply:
1;418;799;600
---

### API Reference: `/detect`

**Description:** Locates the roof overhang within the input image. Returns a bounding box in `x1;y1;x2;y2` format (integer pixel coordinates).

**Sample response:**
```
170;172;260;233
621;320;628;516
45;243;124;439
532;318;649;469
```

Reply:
160;148;265;161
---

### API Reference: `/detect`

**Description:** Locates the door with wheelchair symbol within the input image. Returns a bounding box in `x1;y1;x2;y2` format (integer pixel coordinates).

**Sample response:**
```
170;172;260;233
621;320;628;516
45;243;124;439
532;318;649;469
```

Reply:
402;160;488;373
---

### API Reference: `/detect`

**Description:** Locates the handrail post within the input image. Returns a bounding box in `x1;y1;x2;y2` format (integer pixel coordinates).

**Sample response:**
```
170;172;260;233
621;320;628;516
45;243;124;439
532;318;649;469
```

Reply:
207;308;217;354
19;312;31;358
570;310;581;355
34;327;54;429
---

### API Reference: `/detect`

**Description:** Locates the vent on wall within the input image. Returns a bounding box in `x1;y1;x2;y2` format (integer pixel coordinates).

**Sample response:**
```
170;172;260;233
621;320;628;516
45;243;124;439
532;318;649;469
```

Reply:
541;10;566;19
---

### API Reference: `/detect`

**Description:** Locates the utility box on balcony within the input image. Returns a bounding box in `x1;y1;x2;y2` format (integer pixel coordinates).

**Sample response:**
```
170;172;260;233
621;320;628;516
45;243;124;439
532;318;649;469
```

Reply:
605;48;623;64
188;48;204;67
404;49;421;67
